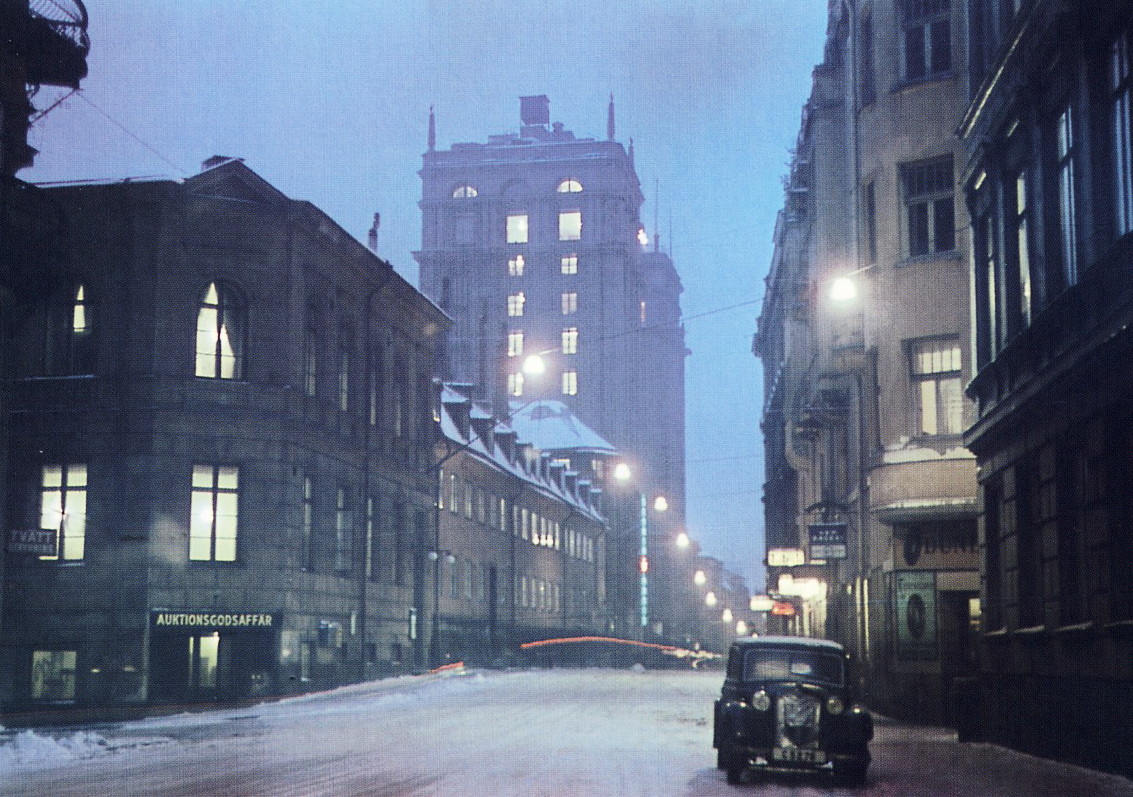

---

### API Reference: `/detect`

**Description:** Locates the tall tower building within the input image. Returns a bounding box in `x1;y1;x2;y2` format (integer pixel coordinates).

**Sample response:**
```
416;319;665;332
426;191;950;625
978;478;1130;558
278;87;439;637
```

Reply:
415;96;688;642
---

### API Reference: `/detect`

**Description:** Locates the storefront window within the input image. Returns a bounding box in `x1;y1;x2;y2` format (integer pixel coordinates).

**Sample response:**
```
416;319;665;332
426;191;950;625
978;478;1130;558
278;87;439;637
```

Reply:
31;650;76;700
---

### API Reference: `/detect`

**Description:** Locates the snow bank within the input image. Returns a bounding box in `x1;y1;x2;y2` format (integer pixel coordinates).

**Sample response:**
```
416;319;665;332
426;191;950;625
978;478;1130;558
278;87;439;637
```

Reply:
0;729;109;769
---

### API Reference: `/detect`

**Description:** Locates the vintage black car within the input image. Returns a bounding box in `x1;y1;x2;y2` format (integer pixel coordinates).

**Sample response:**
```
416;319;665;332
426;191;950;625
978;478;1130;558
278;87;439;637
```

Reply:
713;635;872;785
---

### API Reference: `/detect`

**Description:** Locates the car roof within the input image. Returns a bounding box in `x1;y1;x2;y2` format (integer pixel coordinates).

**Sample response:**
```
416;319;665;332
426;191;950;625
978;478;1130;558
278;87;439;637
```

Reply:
731;635;845;653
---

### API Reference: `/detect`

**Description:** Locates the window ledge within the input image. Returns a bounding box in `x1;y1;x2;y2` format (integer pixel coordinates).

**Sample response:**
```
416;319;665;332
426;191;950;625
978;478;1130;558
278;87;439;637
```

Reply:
1053;621;1094;637
896;250;964;269
890;71;958;93
14;374;97;382
983;628;1009;640
1012;624;1046;639
1104;620;1133;638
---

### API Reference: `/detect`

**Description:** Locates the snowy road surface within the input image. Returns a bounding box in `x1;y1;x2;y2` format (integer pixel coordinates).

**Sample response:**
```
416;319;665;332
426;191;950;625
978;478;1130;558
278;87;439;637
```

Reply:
2;668;1132;796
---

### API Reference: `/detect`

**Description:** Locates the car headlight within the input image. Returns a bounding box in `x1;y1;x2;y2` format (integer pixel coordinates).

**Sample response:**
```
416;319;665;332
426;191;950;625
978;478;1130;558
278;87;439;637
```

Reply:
825;696;845;715
751;690;771;711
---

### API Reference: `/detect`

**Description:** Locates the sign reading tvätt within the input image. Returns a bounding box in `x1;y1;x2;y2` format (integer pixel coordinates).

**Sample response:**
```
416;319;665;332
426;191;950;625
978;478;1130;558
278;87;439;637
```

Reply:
7;529;57;556
808;522;848;559
150;611;275;629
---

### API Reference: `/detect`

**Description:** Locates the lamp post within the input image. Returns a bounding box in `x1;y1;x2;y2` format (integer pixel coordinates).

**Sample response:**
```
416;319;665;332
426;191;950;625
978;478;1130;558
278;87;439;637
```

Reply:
428;548;456;666
613;462;667;638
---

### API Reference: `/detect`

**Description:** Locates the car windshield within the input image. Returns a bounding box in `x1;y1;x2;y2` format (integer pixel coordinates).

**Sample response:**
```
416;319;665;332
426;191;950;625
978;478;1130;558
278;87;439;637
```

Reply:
742;647;844;685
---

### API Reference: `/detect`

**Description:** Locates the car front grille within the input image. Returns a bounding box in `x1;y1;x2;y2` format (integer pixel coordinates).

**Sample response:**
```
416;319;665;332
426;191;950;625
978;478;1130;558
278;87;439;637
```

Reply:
776;692;821;748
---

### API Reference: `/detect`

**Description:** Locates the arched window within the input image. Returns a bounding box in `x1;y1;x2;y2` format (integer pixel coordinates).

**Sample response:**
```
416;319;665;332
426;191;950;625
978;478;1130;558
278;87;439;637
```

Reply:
557;178;583;193
195;281;245;379
452;184;479;198
45;283;94;375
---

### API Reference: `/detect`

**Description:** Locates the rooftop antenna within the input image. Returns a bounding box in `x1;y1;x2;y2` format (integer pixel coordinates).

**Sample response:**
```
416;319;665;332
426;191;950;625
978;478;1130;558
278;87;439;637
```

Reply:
607;93;615;141
654;179;660;253
427;105;436;152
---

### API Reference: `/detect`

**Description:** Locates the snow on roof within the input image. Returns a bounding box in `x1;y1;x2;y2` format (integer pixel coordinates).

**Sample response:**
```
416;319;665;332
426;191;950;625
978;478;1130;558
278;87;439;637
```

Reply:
438;387;604;522
507;400;616;455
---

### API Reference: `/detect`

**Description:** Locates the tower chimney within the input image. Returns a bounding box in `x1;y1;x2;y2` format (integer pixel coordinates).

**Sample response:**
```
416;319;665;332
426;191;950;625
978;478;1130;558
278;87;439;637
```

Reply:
427;105;436;152
607;93;615;141
368;213;381;254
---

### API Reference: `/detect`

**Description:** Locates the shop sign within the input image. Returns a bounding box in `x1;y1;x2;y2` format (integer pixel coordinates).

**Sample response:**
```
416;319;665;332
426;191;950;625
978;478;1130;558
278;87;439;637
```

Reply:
7;529;56;556
895;571;937;661
767;548;805;567
896;525;978;570
151;611;274;629
771;601;796;616
808;522;847;559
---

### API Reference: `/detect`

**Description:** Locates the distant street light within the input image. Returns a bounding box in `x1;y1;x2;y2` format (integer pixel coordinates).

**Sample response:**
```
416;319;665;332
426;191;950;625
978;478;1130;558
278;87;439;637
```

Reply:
675;531;690;549
694;570;707;587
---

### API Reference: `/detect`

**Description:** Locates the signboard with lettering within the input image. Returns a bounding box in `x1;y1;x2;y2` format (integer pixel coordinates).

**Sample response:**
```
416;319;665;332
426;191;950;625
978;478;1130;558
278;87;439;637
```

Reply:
150;611;275;630
808;522;848;560
7;529;57;557
895;571;937;660
895;525;979;570
767;548;806;567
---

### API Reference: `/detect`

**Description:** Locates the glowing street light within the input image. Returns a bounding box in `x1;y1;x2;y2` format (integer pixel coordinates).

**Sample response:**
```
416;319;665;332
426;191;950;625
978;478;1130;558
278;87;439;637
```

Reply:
675;531;690;549
705;591;718;607
829;275;859;303
653;495;669;512
694;570;707;587
613;462;632;482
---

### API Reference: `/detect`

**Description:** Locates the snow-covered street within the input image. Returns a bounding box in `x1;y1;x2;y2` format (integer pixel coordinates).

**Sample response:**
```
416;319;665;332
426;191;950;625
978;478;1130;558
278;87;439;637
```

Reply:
1;668;1131;796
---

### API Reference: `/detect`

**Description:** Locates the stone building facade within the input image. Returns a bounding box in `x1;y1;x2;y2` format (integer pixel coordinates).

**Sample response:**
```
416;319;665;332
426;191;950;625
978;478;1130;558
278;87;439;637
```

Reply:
415;96;688;644
755;0;980;723
433;386;608;665
1;158;447;713
960;0;1133;778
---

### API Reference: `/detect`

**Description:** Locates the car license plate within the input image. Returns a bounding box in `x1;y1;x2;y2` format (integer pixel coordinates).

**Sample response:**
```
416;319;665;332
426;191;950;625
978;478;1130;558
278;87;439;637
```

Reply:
772;747;826;764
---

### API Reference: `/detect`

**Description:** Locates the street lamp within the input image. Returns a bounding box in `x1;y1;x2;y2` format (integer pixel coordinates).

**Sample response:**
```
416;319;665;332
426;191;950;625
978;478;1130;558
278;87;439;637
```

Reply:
429;548;456;666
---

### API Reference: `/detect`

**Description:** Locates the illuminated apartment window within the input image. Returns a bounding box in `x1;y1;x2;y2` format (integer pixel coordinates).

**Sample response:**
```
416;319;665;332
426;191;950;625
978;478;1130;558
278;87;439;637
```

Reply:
561;254;578;275
508;330;525;357
507;292;526;317
640;300;647;324
31;650;76;700
46;283;94;376
561;292;578;315
562;370;578;396
508;372;525;396
910;338;963;435
557;178;583;193
39;464;86;561
506;214;528;244
190;465;239;562
452;185;478;198
508;254;525;277
195;281;244;379
559;210;582;241
561;327;578;354
1113;29;1133;236
1056;106;1079;286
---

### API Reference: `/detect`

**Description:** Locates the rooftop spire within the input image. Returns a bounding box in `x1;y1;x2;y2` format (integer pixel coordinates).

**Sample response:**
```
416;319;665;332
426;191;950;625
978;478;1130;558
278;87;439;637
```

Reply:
628;137;635;167
427;105;436;152
607;93;615;141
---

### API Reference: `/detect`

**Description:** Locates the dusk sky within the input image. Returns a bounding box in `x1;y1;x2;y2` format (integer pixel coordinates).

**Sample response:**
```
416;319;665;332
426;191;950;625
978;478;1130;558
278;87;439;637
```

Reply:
23;1;830;590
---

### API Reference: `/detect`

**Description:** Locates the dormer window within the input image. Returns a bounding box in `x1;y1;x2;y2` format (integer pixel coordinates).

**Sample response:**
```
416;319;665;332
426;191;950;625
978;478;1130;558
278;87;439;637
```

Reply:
452;185;478;198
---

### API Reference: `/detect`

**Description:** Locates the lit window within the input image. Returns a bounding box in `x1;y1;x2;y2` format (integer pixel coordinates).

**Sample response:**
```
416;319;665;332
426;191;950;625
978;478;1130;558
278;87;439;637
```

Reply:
640;300;647;324
1056;106;1078;286
508;372;525;396
910;338;963;435
508;293;526;317
31;651;76;700
901;0;951;82
506;214;528;244
195;281;244;379
47;284;94;375
561;254;578;275
39;464;86;561
452;185;478;198
557;178;583;193
334;487;352;573
562;370;578;396
561;292;578;315
508;330;525;357
559;211;582;241
190;465;239;562
561;327;578;354
901;157;954;256
508;254;525;276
